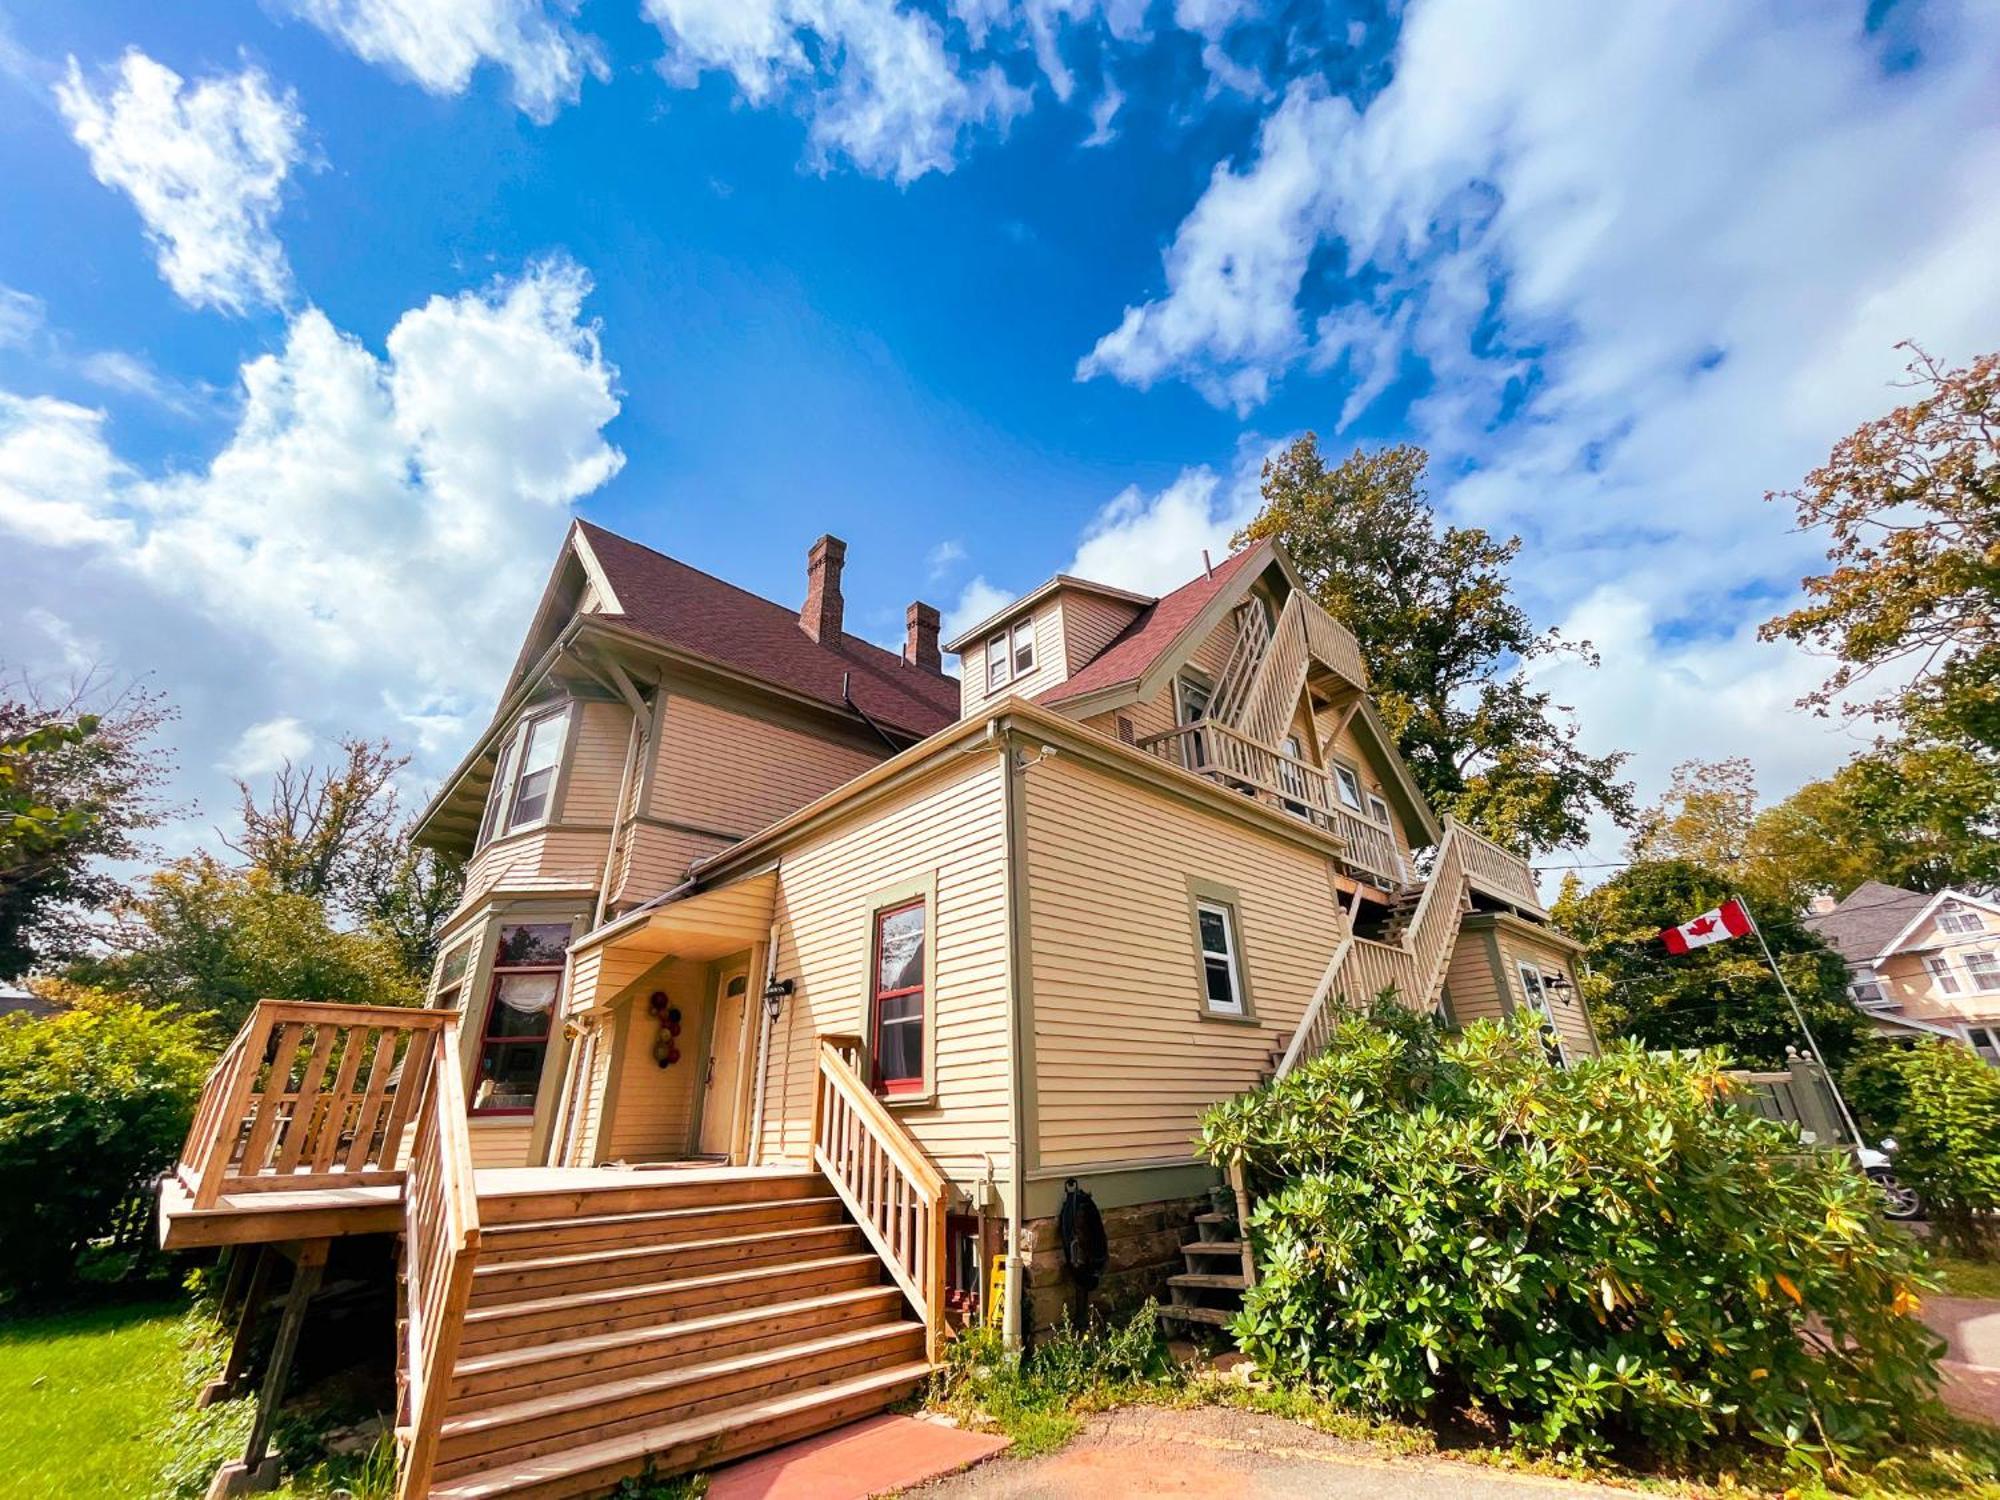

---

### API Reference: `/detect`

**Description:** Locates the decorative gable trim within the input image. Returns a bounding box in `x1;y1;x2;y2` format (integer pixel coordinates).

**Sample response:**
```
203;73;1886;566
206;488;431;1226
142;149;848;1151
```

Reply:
1871;887;2000;967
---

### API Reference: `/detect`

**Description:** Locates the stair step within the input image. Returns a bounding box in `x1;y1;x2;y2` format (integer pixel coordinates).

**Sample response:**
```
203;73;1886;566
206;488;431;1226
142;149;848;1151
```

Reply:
428;1360;932;1500
1158;1304;1235;1327
450;1284;907;1406
456;1253;885;1353
477;1195;847;1261
476;1169;824;1226
1182;1240;1245;1258
1193;1212;1232;1226
435;1320;925;1477
470;1223;864;1304
1168;1272;1249;1292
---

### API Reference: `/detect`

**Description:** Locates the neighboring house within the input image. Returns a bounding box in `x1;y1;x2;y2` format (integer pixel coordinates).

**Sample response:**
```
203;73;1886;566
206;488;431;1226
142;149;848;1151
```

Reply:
1804;880;2000;1061
0;982;55;1020
160;525;1598;1500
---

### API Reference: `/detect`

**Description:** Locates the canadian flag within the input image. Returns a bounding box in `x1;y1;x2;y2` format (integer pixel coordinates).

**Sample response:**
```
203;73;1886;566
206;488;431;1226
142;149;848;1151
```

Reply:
1660;897;1752;954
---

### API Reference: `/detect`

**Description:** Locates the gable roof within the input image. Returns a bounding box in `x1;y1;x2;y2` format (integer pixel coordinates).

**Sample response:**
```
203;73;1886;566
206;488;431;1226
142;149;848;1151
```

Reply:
575;521;959;740
1867;887;2000;965
1800;880;1931;966
942;574;1156;654
1042;544;1268;706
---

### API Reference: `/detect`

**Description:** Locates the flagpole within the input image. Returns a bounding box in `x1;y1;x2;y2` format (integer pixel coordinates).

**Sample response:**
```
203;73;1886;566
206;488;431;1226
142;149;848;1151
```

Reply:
1735;893;1867;1149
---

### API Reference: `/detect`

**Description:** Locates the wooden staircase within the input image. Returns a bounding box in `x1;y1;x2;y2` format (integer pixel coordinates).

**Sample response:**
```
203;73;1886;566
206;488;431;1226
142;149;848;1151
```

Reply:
421;1171;930;1499
1161;1210;1251;1332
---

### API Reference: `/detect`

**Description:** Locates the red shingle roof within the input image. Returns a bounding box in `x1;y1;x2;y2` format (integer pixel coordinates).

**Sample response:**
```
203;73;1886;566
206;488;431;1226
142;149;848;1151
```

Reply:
1043;545;1268;705
576;521;960;739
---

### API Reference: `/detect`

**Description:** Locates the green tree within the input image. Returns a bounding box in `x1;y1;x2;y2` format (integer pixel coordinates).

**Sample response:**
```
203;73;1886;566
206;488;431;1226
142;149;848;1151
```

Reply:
1625;756;1761;881
0;677;174;979
1885;1040;2000;1258
1236;437;1633;854
0;986;209;1290
348;821;465;982
1761;344;1999;754
1743;737;2000;898
1554;859;1861;1068
77;855;419;1038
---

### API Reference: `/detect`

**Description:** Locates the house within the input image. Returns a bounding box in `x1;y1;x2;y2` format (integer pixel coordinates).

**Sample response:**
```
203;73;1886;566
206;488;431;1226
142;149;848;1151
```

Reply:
1804;881;2000;1061
160;523;1598;1500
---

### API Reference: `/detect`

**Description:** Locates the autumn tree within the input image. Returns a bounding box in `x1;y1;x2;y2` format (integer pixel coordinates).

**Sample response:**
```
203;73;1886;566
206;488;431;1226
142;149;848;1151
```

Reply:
1762;344;1999;753
1554;859;1861;1069
224;736;464;981
0;674;174;979
1626;757;1758;874
1237;437;1634;854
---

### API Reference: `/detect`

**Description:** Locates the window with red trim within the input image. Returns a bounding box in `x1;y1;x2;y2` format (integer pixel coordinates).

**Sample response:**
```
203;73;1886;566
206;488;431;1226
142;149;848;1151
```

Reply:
471;922;568;1115
871;899;926;1095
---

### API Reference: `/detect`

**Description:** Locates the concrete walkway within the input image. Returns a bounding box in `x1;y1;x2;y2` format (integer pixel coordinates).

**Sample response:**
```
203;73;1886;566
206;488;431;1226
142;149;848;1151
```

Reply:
908;1407;1637;1500
1926;1295;2000;1425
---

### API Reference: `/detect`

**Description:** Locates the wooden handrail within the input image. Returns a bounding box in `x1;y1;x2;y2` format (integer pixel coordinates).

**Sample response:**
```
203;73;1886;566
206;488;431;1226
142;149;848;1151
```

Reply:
175;1000;450;1209
811;1038;948;1362
1449;817;1545;915
396;1015;480;1500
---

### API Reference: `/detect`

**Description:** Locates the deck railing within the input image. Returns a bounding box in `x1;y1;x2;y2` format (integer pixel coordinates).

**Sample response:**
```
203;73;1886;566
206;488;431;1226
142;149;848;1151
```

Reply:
1230;591;1370;750
1136;720;1411;890
178;1001;453;1209
396;1013;481;1500
1454;821;1546;916
812;1035;948;1362
1273;820;1480;1079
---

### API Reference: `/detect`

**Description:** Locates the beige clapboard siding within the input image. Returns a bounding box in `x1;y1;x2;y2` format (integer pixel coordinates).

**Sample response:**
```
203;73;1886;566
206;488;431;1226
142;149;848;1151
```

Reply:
562;700;636;824
650;692;882;843
1442;930;1507;1025
755;754;1012;1188
462;827;611;906
958;606;1066;717
1021;753;1345;1171
469;1122;534;1169
1315;702;1419;862
616;825;733;910
1495;928;1597;1057
1060;593;1144;674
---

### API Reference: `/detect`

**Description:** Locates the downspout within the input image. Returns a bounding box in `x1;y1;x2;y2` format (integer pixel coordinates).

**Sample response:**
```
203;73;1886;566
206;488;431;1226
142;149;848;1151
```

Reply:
995;719;1029;1349
747;921;782;1165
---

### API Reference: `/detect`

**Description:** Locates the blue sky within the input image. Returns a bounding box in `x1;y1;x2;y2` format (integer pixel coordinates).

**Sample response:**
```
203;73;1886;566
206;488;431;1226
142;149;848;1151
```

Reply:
1;0;1997;872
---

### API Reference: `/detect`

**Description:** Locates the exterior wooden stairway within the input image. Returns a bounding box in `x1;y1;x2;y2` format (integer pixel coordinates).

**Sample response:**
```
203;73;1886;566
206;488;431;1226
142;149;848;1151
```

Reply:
422;1171;929;1499
1161;1208;1252;1332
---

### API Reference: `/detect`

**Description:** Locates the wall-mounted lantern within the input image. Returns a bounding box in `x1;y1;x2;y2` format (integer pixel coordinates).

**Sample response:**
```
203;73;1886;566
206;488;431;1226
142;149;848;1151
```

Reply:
762;976;795;1023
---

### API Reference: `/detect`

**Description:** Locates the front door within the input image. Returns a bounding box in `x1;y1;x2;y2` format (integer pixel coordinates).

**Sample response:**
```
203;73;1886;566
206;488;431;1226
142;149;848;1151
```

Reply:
697;970;750;1158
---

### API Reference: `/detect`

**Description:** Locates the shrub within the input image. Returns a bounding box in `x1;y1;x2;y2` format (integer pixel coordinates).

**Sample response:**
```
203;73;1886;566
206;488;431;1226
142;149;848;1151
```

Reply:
1886;1040;2000;1259
1198;1002;1944;1473
0;989;210;1291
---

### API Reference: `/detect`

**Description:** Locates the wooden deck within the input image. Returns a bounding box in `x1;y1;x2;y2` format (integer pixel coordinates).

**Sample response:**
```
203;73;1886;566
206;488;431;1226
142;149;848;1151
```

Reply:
159;1164;817;1250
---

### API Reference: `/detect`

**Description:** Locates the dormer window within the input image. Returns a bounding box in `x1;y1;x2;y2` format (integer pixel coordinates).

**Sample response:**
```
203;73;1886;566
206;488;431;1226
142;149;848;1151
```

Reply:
1938;901;1985;936
986;617;1037;691
476;703;572;849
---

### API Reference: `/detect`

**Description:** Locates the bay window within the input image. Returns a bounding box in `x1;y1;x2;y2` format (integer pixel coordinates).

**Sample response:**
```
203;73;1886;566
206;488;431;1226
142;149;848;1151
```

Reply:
475;703;572;849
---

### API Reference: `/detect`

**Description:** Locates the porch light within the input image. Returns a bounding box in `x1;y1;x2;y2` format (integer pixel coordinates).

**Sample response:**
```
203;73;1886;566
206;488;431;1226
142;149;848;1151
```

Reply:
763;976;795;1022
1542;971;1572;995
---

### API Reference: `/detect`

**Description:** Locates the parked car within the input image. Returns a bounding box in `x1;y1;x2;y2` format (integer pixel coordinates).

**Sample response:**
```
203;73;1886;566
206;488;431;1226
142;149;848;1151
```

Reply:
1857;1139;1924;1220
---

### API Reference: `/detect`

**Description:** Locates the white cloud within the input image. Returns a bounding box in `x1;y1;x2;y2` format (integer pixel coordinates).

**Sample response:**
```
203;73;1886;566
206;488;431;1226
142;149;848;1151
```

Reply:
22;608;102;676
645;0;1030;184
0;257;623;749
940;575;1016;651
925;538;967;578
1076;0;2000;812
0;286;43;348
282;0;605;123
56;51;307;315
225;716;314;776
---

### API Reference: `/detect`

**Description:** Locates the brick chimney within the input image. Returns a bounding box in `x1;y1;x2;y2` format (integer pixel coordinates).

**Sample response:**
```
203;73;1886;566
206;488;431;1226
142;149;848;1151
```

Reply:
904;600;941;673
801;534;846;643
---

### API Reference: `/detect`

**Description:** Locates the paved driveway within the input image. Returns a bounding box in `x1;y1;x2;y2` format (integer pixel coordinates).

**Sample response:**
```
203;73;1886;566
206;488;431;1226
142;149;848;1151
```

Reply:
908;1406;1638;1499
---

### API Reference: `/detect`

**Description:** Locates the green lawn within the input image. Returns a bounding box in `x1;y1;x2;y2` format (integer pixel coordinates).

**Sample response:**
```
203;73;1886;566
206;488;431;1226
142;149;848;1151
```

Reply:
1934;1256;2000;1302
0;1295;193;1500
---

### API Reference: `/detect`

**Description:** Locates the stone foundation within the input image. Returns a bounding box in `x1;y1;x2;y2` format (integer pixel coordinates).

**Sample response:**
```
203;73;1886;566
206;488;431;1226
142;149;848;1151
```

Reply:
1019;1193;1209;1335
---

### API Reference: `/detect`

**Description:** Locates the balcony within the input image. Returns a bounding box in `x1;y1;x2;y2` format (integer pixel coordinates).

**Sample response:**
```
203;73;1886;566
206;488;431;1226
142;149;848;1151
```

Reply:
1137;719;1412;891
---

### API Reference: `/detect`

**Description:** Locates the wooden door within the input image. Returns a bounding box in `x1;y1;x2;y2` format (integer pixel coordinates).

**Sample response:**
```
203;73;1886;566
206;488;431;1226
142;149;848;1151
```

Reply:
697;970;750;1158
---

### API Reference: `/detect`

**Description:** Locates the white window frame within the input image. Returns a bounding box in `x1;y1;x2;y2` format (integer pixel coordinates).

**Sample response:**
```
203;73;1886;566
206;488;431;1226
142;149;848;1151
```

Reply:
476;703;571;849
1965;951;2000;993
986;633;1010;692
1195;898;1246;1017
1010;618;1037;678
1516;960;1567;1066
1848;966;1885;1005
1331;761;1365;812
1175;674;1213;772
1938;901;1985;936
1927;955;1962;995
476;734;518;850
1967;1026;2000;1065
504;706;570;834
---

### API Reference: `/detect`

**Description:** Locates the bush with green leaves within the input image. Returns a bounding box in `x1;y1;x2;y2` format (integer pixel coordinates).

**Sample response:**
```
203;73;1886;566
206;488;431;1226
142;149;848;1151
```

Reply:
1198;1001;1943;1473
1883;1040;2000;1259
0;989;210;1291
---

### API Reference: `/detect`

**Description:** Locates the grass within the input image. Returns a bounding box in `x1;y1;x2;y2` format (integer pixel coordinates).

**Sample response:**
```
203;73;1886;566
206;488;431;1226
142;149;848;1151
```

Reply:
0;1292;194;1500
1930;1255;2000;1302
